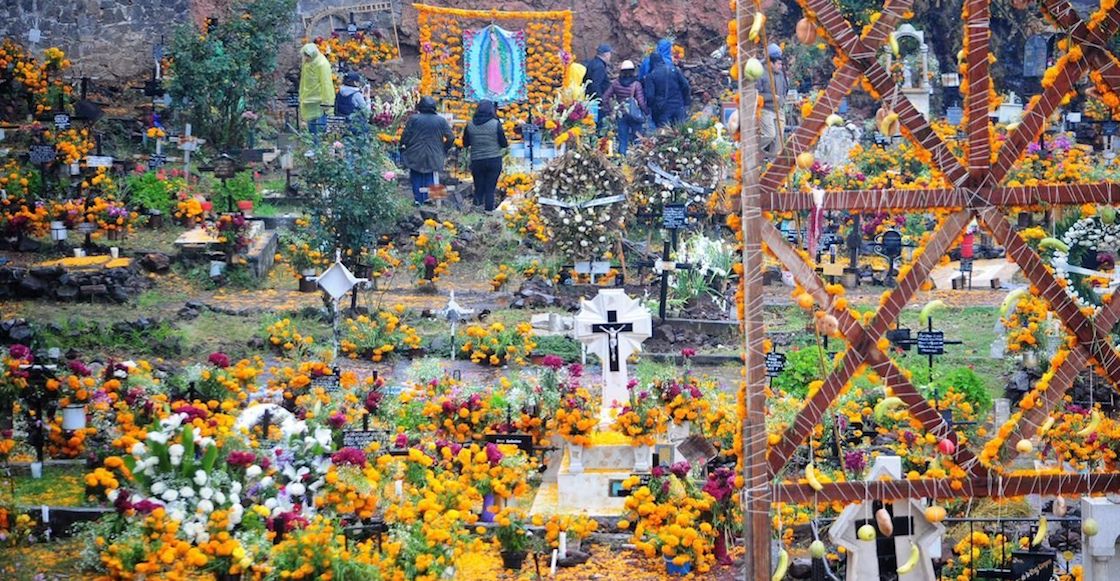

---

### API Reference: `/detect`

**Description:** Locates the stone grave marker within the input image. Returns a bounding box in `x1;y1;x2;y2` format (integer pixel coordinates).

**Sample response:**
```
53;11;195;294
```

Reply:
574;289;653;424
828;456;943;581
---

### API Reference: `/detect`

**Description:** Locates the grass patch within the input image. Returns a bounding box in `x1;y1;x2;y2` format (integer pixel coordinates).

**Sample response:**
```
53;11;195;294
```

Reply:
178;311;263;360
0;465;88;507
134;289;189;309
177;262;261;291
0;537;88;580
37;318;184;360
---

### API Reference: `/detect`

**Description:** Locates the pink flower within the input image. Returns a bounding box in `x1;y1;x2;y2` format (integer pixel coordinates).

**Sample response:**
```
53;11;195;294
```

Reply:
382;170;397;181
423;255;438;267
208;352;230;368
331;447;367;467
680;348;697;358
541;355;564;369
332;141;344;150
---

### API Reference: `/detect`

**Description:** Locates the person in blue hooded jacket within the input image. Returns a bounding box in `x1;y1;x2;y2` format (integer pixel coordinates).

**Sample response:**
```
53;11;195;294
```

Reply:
639;38;677;80
643;51;691;127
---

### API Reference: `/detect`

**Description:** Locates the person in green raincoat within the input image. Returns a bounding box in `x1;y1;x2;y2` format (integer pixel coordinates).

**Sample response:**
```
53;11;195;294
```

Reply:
299;43;335;134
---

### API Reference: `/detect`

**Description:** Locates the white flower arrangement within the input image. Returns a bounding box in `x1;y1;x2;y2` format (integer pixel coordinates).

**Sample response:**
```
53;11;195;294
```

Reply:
535;149;628;262
1051;216;1120;313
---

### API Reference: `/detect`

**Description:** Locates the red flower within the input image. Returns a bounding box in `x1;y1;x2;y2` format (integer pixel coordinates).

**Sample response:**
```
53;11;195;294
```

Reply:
208;352;230;368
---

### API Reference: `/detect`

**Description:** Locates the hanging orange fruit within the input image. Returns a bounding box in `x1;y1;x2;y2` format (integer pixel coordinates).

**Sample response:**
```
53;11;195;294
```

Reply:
796;18;817;45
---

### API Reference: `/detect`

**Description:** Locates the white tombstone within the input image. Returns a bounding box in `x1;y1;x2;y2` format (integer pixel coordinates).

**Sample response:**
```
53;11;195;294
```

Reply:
1082;497;1120;581
574;289;653;424
829;456;943;581
994;398;1011;426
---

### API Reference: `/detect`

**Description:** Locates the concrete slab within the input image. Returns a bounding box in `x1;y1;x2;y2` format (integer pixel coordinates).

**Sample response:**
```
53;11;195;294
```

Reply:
930;258;1019;290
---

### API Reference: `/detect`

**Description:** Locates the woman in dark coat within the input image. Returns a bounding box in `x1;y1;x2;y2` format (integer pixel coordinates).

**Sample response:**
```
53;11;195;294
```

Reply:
461;100;508;211
400;96;453;204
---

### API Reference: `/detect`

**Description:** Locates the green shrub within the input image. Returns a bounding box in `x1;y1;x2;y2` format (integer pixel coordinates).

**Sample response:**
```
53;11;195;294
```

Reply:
531;335;582;363
771;347;832;398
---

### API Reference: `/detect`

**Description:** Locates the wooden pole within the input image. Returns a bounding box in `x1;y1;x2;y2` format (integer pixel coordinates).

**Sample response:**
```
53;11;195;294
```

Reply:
736;2;771;579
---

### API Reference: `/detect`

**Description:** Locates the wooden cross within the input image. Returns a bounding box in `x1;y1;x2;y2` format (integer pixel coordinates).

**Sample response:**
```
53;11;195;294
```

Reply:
734;0;1120;575
169;123;205;183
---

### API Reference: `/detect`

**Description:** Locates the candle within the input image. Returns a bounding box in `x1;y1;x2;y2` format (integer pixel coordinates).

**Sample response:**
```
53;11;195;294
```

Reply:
394;480;403;497
550;549;558;576
559;531;567;559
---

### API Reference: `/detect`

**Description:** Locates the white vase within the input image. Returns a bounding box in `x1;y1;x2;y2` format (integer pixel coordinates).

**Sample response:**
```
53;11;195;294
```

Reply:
568;443;584;474
633;444;653;472
30;461;42;479
210;260;227;277
62;405;87;430
667;420;691;444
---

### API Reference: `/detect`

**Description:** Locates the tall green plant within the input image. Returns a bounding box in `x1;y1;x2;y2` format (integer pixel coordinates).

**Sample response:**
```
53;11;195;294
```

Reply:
167;0;295;151
299;130;406;266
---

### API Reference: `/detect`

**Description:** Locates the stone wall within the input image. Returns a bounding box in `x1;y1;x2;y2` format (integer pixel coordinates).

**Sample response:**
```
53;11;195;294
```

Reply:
0;0;193;79
2;0;730;80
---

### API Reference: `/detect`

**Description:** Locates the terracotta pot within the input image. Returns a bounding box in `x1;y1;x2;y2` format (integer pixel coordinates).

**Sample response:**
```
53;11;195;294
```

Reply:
500;550;527;571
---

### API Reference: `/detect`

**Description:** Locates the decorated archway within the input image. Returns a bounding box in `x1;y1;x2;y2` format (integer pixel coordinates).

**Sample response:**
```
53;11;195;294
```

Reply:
732;0;1120;579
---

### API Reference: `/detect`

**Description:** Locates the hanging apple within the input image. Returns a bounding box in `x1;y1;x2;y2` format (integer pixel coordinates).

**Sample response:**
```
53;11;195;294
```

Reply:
1016;438;1034;454
809;539;827;559
937;438;956;455
826;114;844;127
858;524;877;541
796;151;815;170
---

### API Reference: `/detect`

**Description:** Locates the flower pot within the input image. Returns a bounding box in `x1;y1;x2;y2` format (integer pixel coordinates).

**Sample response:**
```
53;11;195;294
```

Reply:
210;260;227;277
664;556;693;576
30;461;42;479
107;228;125;241
633;444;653;473
1023;350;1039;369
480;492;497;523
500;550;527;571
237;200;254;216
568;443;584;474
147;210;164;229
298;274;318;293
667;420;691;444
50;221;69;241
62;405;87;430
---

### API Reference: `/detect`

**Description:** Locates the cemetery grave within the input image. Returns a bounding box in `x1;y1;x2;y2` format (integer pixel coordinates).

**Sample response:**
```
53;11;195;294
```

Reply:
6;0;1120;579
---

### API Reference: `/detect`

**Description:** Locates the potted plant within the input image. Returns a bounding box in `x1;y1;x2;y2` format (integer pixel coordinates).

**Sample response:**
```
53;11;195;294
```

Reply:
280;228;327;292
125;168;183;228
494;508;532;570
612;380;667;472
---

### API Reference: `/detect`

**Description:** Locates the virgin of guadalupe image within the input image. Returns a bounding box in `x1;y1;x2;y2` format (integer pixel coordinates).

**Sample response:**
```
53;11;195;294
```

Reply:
465;24;527;103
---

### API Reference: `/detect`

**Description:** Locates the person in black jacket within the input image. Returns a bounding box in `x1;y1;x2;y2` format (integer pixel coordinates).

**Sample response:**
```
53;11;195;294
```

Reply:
400;96;453;205
462;100;509;211
643;53;691;127
583;43;612;102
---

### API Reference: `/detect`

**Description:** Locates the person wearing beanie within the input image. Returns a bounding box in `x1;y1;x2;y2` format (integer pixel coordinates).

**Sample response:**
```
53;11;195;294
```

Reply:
758;43;789;158
582;42;612;103
601;59;649;155
334;71;371;125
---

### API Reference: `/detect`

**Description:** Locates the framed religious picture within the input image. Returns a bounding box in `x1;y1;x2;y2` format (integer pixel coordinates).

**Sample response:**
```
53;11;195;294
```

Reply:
463;24;527;104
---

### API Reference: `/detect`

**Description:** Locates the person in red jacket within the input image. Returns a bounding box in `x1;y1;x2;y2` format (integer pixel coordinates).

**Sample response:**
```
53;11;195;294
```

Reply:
601;60;649;155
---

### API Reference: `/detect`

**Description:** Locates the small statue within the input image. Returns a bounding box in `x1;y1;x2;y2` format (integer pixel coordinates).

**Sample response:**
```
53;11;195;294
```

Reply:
903;63;913;89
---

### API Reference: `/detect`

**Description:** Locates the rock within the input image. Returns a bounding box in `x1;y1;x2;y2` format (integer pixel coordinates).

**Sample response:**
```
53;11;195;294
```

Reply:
18;275;48;296
247;337;265;349
80;284;108;296
56;285;79;300
17;237;40;252
8;324;34;343
140;252;171;272
655;324;677;343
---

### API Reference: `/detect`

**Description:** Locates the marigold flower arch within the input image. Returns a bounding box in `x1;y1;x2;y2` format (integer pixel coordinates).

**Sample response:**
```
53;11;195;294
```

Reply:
413;4;573;129
731;0;1120;578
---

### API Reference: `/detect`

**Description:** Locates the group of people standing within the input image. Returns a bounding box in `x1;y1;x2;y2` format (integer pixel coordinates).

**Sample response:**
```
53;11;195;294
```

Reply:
297;37;700;211
587;39;693;155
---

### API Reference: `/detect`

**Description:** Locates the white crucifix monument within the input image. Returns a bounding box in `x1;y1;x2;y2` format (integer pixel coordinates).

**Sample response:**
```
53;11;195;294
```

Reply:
828;456;943;581
574;289;652;425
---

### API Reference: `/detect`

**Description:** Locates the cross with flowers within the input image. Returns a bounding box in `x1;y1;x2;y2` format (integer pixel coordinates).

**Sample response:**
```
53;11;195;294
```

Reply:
735;0;1120;577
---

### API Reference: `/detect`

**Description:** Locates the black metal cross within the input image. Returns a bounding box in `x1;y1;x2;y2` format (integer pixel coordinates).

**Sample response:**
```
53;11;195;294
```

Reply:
590;310;633;372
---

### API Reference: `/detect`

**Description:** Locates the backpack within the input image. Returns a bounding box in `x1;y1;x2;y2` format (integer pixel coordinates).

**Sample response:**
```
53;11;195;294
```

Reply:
334;90;358;117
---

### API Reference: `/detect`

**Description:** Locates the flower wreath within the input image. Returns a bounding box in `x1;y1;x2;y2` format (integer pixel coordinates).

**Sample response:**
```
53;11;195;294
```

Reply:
536;148;628;262
626;119;727;217
1051;215;1120;310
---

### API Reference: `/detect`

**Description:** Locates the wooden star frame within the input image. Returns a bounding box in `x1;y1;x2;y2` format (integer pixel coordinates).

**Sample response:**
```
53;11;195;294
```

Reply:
735;0;1120;578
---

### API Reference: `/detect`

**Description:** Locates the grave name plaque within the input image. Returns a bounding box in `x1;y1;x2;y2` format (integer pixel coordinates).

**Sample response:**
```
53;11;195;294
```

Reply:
662;204;687;230
85;155;114;168
764;352;787;378
960;258;973;273
148;154;167;170
53;114;70;130
1010;549;1055;581
1104;121;1119;137
484;433;534;453
916;330;945;355
342;429;388;450
285;92;300;108
310;374;341;394
214;156;237;179
29;144;56;164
